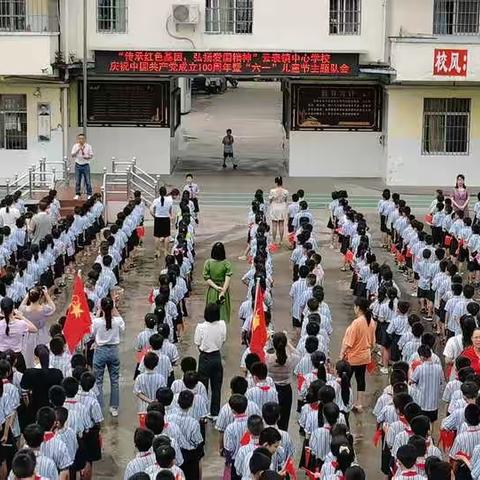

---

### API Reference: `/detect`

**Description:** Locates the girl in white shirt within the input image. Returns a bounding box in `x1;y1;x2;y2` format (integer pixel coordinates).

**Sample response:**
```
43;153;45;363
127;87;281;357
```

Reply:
92;297;125;417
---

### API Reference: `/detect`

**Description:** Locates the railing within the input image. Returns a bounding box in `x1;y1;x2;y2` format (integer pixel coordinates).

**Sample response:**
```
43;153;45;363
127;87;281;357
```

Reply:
103;157;162;223
0;0;60;33
2;155;69;198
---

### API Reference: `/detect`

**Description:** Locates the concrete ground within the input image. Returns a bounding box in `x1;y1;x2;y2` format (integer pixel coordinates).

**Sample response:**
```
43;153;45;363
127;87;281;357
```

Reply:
58;83;461;479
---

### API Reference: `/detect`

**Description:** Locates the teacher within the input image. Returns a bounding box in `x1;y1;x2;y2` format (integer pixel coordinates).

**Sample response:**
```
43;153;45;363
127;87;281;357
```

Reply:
150;186;173;260
451;173;470;217
460;327;480;375
203;242;232;322
268;176;288;245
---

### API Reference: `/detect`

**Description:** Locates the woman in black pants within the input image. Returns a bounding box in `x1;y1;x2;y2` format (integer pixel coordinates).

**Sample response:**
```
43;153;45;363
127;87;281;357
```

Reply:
266;332;300;431
194;303;227;420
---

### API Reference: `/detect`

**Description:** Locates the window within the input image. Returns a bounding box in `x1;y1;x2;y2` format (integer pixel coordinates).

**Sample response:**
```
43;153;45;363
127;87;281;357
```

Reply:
0;95;27;150
330;0;361;35
97;0;127;33
206;0;253;34
433;0;480;35
82;82;170;127
422;98;470;155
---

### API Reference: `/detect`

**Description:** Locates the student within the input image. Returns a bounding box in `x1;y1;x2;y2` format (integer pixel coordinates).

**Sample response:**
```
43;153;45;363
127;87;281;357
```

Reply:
168;390;204;480
54;407;79;478
134;352;167;413
183;173;200;217
287;193;300;235
329;360;353;425
234;415;264;476
449;403;480;468
246;362;279;411
289;265;310;332
10;448;54;480
410;345;444;430
309;402;341;465
22;423;63;480
144;444;186;480
123;428;156;480
223;394;250;478
387;301;410;362
49;336;71;378
261;402;295;460
416;250;434;320
393;444;425;480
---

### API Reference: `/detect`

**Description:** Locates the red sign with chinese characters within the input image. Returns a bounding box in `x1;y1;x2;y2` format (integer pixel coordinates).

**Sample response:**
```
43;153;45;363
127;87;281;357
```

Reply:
94;50;359;77
433;49;468;77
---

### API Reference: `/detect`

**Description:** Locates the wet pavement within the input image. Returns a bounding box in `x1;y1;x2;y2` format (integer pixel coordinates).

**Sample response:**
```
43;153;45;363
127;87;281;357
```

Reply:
89;203;395;480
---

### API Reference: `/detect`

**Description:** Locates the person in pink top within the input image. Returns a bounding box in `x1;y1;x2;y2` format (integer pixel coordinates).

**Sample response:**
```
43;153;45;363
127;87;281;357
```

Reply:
451;173;470;217
0;297;37;359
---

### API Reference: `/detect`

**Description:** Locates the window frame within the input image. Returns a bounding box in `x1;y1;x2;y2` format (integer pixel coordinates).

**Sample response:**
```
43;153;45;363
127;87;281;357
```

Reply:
433;0;480;35
205;0;253;34
329;0;362;36
0;94;27;151
96;0;127;34
422;98;471;156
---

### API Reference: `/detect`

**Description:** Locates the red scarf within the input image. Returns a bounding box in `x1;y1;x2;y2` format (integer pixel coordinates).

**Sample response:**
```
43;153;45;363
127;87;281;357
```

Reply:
400;471;418;477
258;385;270;392
43;432;55;442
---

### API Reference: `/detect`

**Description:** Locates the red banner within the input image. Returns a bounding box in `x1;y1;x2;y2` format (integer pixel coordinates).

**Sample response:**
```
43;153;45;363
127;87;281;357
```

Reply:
433;49;468;77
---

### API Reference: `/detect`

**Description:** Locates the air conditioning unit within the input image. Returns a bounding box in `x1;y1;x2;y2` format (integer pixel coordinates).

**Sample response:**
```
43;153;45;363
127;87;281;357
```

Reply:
172;4;200;24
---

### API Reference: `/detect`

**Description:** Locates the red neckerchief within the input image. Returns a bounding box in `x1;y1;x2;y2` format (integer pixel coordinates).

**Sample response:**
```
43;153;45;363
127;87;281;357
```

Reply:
400;471;418;477
139;451;151;458
43;431;55;442
258;385;270;392
310;403;319;411
164;422;169;429
416;460;425;471
65;399;77;404
399;416;409;426
2;379;8;384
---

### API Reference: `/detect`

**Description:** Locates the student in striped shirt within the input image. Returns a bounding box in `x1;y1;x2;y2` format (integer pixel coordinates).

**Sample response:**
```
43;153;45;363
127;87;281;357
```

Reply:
168;391;204;480
393;444;426;480
139;334;173;385
246;362;279;411
261;402;295;460
223;394;250;477
36;407;73;474
21;424;63;480
449;404;480;466
123;428;156;480
171;357;208;400
289;265;310;332
410;345;444;430
144;444;186;480
53;407;79;477
10;448;56;480
134;352;167;413
234;415;264;477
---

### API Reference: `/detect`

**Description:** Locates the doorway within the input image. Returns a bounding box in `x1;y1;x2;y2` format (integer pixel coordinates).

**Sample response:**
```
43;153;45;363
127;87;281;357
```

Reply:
174;80;287;175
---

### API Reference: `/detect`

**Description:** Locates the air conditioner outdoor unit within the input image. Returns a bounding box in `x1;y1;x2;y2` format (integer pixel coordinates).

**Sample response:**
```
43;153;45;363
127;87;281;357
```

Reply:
172;4;200;24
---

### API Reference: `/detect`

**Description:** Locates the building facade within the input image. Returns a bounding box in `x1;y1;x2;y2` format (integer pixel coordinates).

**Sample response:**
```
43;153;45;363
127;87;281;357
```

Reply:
2;0;480;185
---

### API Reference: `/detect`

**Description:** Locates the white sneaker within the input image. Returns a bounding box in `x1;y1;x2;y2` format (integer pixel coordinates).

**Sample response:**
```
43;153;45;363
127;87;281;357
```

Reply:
74;195;80;200
238;255;247;260
380;367;389;375
109;407;119;417
87;195;92;199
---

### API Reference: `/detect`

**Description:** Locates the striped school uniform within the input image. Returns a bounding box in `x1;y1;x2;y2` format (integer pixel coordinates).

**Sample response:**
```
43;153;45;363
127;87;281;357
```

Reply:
124;451;156;480
309;424;334;461
7;450;59;480
245;382;279;411
223;414;249;460
139;350;172;380
56;426;79;462
144;464;186;480
410;361;444;413
171;392;208;421
134;371;167;412
170;379;208;401
40;433;73;470
449;426;480;460
215;401;261;432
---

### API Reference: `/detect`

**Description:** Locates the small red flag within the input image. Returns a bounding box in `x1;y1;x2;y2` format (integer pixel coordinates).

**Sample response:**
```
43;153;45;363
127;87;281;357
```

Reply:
250;282;267;362
240;431;251;446
284;457;298;480
138;412;147;428
63;274;92;353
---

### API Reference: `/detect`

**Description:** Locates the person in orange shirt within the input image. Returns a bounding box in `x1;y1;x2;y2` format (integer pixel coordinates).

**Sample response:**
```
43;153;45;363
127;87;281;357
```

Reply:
340;297;376;412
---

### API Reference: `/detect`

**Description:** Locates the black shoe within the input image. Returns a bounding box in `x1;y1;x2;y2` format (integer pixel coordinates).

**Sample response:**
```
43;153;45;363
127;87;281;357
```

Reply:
222;163;227;168
233;164;238;169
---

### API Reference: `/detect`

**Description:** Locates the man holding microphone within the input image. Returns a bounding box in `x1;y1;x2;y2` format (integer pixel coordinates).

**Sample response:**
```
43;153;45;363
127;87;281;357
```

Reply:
71;133;94;199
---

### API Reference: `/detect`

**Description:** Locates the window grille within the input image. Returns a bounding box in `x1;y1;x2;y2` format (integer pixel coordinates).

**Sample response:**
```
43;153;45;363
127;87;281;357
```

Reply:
0;95;27;150
329;0;361;35
97;0;127;33
433;0;480;35
422;98;470;155
206;0;253;34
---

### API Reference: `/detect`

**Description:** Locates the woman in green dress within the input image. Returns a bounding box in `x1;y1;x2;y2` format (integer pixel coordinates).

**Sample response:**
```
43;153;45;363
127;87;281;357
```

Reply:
203;242;233;322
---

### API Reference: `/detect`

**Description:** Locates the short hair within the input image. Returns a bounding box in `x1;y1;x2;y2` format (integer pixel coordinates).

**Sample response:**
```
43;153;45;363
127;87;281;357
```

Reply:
251;362;268;380
143;352;159;371
178;390;194;410
62;377;79;397
228;394;247;414
134;427;154;452
397;444;418;469
180;356;197;373
230;376;248;394
155;387;174;407
80;372;96;392
12;449;36;478
262;402;281;426
204;303;220;322
23;424;44;449
36;406;56;431
154;445;175;468
258;427;281;446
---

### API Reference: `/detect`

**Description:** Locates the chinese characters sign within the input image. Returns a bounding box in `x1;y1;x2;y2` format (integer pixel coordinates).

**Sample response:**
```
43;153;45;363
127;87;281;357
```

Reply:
433;49;468;77
293;85;381;131
95;51;359;77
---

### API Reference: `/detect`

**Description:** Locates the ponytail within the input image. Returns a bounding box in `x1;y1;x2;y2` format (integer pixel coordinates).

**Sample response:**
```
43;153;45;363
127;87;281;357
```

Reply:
159;186;167;207
272;332;287;366
354;297;372;325
101;297;114;330
0;298;14;336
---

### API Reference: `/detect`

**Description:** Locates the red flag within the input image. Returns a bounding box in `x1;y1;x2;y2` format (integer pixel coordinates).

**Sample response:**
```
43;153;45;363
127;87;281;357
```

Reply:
63;274;92;353
240;431;251;446
138;412;147;428
250;282;267;362
284;457;298;480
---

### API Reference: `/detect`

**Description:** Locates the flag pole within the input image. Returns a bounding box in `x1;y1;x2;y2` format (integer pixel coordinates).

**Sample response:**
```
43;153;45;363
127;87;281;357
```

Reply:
254;276;260;312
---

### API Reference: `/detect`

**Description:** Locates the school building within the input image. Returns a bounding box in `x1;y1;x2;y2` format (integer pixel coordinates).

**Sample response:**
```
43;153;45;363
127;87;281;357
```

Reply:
1;0;480;185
